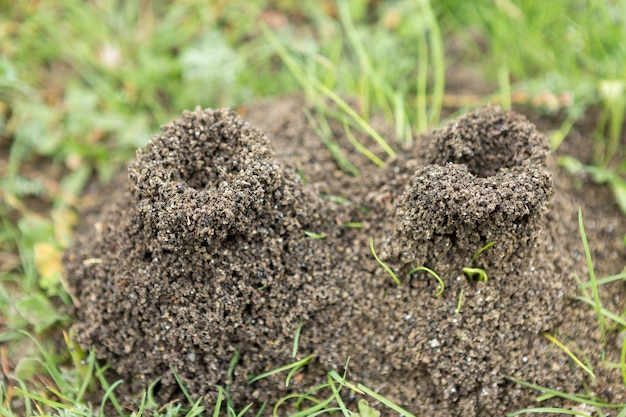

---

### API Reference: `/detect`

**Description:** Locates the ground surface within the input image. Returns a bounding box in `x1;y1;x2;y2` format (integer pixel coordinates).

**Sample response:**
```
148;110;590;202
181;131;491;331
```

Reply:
64;96;626;416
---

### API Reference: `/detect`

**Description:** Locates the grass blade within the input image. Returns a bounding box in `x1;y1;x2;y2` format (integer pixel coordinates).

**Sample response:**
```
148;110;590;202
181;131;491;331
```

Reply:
472;241;495;261
421;0;445;128
503;374;626;409
356;384;416;417
498;63;512;110
292;320;303;358
507;407;597;416
542;332;595;382
342;118;385;167
621;332;626;387
313;80;396;159
304;109;361;177
213;386;224;417
369;236;401;286
408;266;445;297
248;354;314;384
578;208;607;343
416;32;429;133
577;271;626;289
574;296;626;328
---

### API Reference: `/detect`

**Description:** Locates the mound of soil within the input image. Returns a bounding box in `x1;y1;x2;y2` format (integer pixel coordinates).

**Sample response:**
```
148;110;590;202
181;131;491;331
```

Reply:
65;97;626;416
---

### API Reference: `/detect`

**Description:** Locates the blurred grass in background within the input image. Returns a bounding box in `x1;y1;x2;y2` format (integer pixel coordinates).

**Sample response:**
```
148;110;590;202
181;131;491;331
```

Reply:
0;0;625;415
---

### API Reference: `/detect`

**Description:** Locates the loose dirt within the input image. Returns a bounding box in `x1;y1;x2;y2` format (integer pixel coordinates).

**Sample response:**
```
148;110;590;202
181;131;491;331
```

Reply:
64;96;626;416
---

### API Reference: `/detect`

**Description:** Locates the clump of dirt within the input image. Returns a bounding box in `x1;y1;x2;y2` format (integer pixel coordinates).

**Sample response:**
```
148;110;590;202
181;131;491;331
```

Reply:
65;108;350;404
65;99;626;416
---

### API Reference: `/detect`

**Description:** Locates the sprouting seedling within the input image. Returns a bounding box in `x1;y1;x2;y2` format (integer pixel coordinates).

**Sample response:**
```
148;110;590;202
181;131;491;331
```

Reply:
305;231;327;239
292;320;303;358
407;266;444;297
464;242;494;283
463;267;488;282
472;241;495;261
455;289;464;314
369;236;401;286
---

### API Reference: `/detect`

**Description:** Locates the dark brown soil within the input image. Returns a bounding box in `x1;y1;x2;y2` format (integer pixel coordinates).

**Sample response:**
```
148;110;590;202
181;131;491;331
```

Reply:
64;96;626;416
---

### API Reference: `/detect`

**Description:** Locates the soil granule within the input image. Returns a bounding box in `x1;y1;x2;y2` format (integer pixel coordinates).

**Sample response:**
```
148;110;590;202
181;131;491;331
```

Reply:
64;97;626;416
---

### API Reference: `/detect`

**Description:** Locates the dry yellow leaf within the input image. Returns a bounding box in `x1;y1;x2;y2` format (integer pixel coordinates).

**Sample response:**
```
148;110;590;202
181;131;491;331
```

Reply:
34;242;63;282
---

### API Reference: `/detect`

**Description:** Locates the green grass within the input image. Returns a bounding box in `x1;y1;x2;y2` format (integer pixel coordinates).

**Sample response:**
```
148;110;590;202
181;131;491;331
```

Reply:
407;266;445;298
369;236;402;286
1;0;626;415
503;211;626;416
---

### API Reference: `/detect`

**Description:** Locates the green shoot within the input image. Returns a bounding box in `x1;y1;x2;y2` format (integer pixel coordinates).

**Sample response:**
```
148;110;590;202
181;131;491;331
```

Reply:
262;23;396;162
304;109;361;177
549;115;577;150
416;32;429;134
407;266;445;298
313;80;396;159
337;0;393;123
503;374;626;411
393;91;413;142
472;241;496;261
369;237;401;286
326;374;351;416
621;332;626;387
234;402;254;417
304;231;327;239
507;407;598;416
578;208;607;343
259;24;314;99
248;354;314;385
342;118;385;167
574;296;626;329
577;271;626;290
455;289;464;314
295;168;308;184
273;388;335;417
356;384;417;417
254;402;268;417
498;63;512;110
170;365;195;406
292;320;303;358
95;364;125;417
213;386;224;417
417;0;445;130
327;370;363;395
463;267;488;283
542;332;595;382
343;222;363;229
228;350;241;377
596;79;626;167
140;377;162;413
12;388;68;411
320;194;353;204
